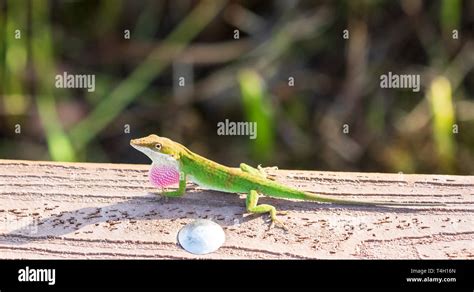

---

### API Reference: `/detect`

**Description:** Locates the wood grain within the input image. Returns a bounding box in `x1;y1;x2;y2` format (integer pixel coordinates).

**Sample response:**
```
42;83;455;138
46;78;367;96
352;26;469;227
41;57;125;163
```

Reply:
0;159;472;259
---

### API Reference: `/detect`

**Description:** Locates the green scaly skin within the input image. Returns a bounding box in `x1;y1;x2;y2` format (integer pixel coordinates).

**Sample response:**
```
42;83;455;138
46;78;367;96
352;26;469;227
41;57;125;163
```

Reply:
130;134;423;229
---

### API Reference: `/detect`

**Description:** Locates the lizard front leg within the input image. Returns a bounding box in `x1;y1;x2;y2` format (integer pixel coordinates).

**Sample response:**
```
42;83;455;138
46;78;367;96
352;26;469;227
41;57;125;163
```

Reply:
160;172;187;197
245;190;287;230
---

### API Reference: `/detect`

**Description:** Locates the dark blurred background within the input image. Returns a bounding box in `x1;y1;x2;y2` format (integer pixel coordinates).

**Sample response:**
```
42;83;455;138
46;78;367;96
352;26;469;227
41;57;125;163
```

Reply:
0;0;473;174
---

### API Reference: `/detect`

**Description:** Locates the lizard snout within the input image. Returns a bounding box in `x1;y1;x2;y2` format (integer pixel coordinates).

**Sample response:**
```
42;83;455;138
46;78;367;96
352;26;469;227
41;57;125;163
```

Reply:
130;138;143;147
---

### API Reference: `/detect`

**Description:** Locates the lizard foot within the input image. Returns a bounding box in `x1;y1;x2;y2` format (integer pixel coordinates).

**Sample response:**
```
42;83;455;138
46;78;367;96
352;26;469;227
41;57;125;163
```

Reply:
149;192;166;201
269;217;288;231
257;165;278;181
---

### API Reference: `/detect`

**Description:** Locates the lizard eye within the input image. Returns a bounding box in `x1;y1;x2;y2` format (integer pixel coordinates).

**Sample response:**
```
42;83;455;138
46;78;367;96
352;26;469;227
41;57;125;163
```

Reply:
154;143;162;150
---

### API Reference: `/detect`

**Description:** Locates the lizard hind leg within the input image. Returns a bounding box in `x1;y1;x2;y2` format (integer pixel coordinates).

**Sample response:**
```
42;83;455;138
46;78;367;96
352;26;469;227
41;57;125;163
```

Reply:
240;163;266;178
240;163;277;180
245;190;287;230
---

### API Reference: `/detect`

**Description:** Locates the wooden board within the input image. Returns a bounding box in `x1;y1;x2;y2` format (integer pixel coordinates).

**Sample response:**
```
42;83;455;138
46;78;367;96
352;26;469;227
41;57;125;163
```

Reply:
0;159;472;259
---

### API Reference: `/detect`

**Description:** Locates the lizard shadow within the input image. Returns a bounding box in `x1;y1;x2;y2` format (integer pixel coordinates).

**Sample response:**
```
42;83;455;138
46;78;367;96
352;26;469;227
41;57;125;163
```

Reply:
2;188;467;246
2;189;255;245
266;196;470;214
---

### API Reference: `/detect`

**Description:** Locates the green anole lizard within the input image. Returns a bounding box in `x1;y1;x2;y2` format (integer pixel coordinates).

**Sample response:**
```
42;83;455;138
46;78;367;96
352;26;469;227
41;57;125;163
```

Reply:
131;134;426;229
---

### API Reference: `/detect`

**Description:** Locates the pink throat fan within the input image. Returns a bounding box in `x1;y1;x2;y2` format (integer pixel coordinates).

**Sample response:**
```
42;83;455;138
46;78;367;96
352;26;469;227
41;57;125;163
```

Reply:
149;165;180;188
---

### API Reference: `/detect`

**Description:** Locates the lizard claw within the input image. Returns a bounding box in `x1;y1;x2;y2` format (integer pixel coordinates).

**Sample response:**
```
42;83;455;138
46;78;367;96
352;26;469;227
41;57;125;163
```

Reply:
256;165;278;181
258;164;279;171
269;217;288;231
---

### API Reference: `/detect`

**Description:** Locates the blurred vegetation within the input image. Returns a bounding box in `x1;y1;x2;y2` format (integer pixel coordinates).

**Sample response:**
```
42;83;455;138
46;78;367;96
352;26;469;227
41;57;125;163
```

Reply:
238;69;275;161
0;0;473;174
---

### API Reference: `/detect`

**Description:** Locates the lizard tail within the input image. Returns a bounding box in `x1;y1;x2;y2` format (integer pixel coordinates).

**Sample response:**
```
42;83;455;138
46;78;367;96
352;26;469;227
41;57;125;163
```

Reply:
261;181;444;207
300;190;445;207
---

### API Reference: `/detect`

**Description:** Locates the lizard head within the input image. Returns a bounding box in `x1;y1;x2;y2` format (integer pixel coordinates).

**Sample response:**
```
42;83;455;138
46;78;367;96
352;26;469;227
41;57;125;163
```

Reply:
130;134;183;161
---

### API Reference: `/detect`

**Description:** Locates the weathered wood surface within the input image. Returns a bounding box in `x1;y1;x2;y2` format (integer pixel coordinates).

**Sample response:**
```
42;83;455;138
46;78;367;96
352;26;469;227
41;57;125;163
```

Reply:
0;159;472;259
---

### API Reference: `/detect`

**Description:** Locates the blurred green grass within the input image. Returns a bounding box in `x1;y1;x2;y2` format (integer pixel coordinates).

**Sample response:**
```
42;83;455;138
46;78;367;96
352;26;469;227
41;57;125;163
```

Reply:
238;69;275;161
